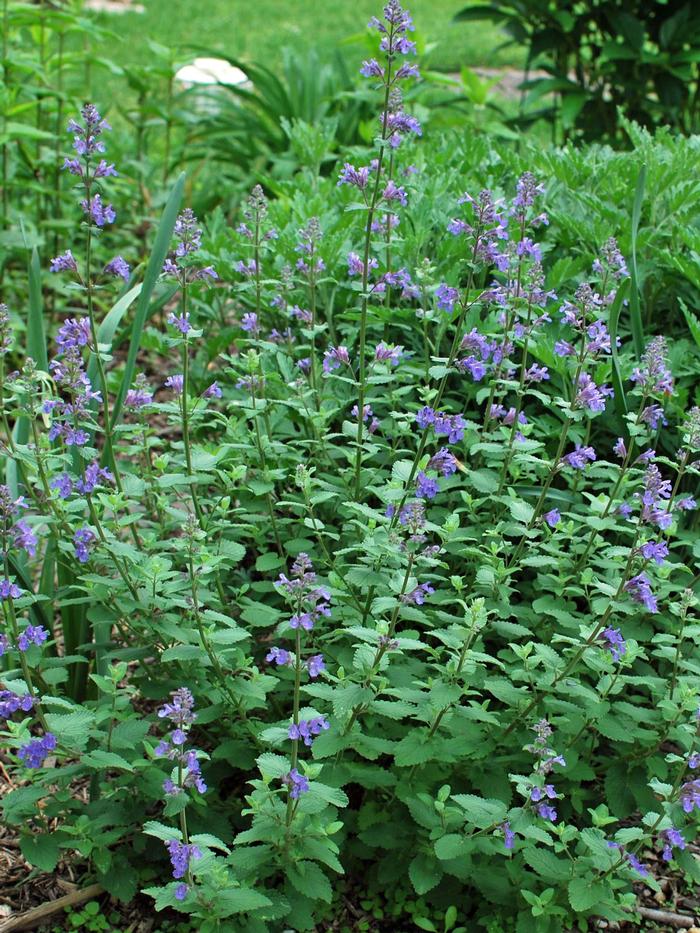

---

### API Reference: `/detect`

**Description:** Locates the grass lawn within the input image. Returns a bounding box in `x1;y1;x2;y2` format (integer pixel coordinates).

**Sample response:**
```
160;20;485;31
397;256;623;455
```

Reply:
94;0;523;75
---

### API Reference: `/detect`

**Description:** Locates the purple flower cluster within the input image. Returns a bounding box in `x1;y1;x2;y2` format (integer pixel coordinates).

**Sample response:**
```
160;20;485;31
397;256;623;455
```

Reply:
163;209;217;285
0;690;34;719
323;345;351;374
415;407;466;443
607;841;650;878
427;448;458;477
0;579;22;600
401;581;434;605
529;782;559;822
544;508;560;528
624;573;658;614
125;374;153;410
635;463;673;530
523;720;566;822
295;217;325;276
282;768;310;799
0;304;12;355
18;732;57;768
155;688;206;797
52;461;113;500
277;554;332;632
681;779;700;814
574;373;613;413
266;647;326;679
660;827;685;862
416;471;439;500
44;337;102;447
561;444;596;470
288;715;330;746
17;625;49;652
600;627;626;662
630;336;674;397
73;528;96;564
166;840;202;901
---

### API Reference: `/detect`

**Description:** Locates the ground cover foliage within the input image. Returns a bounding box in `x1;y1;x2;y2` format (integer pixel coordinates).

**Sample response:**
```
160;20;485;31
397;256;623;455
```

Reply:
2;2;700;931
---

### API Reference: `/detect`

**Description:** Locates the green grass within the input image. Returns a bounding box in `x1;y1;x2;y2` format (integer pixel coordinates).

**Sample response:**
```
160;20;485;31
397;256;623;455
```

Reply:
94;0;523;75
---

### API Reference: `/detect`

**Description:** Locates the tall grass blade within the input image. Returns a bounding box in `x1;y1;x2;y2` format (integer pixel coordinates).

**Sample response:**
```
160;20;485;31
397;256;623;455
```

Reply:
110;172;185;431
7;248;48;498
629;164;646;358
608;278;630;417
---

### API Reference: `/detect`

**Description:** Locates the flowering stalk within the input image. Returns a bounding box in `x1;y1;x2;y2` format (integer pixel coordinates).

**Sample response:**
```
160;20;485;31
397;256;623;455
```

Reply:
285;627;303;829
350;1;419;500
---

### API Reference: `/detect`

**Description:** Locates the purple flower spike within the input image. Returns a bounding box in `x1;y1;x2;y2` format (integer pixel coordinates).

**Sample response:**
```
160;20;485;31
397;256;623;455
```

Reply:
544;509;560;528
165;374;184;395
283;768;310;799
416;471;439;500
561;444;596;470
50;251;78;275
435;283;459;314
73;527;96;564
18;733;57;768
104;256;130;281
17;625;49;652
624;573;658;614
601;627;626;662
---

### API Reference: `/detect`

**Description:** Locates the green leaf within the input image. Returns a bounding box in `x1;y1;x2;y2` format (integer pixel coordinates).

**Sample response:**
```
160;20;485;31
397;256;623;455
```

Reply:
143;820;182;842
256;752;291;779
434;834;467;860
20;833;60;871
81;750;135;771
568;877;608;912
109;719;151;750
608;278;630;416
450;794;507;828
287;860;332;903
45;710;95;748
215;887;273;916
508;499;534;525
308;782;349;808
27;247;49;371
679;297;700;348
409;852;444;895
161;644;207;662
523;847;572;882
189;833;231;853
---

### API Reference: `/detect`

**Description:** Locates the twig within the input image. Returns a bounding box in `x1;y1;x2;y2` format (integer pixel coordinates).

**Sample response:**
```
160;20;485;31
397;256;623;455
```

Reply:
636;906;697;928
0;884;104;932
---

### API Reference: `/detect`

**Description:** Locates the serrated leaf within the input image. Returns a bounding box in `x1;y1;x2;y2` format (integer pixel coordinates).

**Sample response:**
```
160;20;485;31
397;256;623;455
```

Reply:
143;820;182;842
189;833;231;853
286;860;332;903
450;794;507;828
82;750;134;771
20;833;60;871
256;752;291;779
523;847;572;882
409;852;443;895
568;877;608;912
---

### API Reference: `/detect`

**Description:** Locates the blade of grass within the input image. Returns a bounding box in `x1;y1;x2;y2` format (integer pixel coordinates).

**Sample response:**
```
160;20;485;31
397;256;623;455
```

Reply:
109;172;185;432
629;163;646;358
7;247;48;498
86;282;143;387
609;278;630;417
